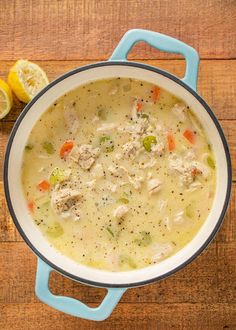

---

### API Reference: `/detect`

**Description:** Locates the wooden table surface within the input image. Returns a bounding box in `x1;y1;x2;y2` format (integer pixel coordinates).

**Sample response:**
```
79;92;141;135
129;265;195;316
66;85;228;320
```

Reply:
0;1;235;329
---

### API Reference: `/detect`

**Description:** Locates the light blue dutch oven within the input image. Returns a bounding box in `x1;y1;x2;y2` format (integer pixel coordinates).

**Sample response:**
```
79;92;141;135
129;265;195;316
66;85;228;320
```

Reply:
4;29;231;321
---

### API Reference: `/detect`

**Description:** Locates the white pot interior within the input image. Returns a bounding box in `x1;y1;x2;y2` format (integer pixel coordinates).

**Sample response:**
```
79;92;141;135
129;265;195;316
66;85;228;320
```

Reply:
5;63;230;287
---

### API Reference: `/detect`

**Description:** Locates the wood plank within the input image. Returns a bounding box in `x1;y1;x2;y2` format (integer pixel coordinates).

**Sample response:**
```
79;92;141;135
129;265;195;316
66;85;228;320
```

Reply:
216;181;236;244
0;0;235;60
0;181;22;242
0;241;235;305
217;242;236;303
0;60;235;121
0;302;235;330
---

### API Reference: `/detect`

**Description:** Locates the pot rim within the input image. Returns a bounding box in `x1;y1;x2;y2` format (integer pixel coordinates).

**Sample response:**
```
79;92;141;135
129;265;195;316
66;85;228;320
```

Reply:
4;61;232;288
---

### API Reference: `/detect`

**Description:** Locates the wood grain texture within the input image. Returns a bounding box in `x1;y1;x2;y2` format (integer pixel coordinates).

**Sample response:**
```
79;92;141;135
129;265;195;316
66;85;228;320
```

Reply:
0;0;236;60
0;302;236;330
0;0;236;328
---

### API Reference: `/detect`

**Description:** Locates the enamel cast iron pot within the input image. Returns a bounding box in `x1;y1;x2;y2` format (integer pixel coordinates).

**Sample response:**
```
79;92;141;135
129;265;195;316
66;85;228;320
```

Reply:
4;29;232;321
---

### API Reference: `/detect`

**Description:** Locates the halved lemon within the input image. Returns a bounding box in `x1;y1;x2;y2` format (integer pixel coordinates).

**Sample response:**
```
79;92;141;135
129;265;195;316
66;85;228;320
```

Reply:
8;60;49;103
0;79;13;119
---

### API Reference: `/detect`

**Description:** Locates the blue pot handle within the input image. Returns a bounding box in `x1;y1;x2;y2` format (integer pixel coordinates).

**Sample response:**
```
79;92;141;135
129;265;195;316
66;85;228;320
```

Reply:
110;29;199;91
35;258;127;321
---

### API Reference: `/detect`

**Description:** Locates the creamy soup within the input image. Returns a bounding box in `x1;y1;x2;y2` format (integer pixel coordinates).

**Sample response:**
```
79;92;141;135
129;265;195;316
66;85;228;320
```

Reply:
22;78;216;271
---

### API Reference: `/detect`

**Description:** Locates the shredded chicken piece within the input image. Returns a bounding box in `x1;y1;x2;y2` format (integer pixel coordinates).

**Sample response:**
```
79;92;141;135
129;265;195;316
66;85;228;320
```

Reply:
108;165;122;177
71;144;100;170
169;153;193;185
106;182;117;193
187;181;202;192
151;142;165;156
85;179;96;188
108;165;128;178
191;161;210;178
131;99;139;120
91;163;104;179
171;103;186;121
117;181;127;186
108;165;117;174
139;158;157;169
122;140;141;159
169;152;209;186
118;118;148;135
158;199;167;212
64;103;80;134
185;149;196;161
51;185;81;220
96;123;117;133
147;178;162;194
173;211;185;224
128;174;144;190
113;205;129;219
108;165;143;190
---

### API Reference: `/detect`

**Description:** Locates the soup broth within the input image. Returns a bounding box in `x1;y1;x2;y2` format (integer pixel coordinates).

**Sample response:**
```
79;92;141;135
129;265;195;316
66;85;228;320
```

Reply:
22;78;216;271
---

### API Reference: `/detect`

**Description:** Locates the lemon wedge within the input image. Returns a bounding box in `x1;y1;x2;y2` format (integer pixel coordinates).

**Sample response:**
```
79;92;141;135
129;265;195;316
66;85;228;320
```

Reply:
0;79;13;119
8;60;49;103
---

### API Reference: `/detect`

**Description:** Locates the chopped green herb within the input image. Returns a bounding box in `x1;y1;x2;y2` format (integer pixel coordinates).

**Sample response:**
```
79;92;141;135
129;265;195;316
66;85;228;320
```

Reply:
207;156;215;169
106;227;114;237
46;222;64;238
99;135;114;153
134;231;152;247
119;255;137;269
208;144;212;151
49;167;66;185
143;135;157;152
25;144;34;151
42;141;55;154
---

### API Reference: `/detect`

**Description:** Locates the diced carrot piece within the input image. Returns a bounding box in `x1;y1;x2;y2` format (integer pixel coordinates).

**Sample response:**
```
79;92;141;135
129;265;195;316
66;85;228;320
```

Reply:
191;167;202;178
167;133;175;151
151;86;161;102
37;180;50;191
27;201;35;213
60;140;74;159
183;129;196;144
191;167;198;177
136;100;143;113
